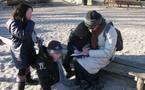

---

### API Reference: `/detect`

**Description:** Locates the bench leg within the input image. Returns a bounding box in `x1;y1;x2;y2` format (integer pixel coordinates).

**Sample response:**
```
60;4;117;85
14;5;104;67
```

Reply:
137;78;144;90
141;4;143;8
127;4;129;8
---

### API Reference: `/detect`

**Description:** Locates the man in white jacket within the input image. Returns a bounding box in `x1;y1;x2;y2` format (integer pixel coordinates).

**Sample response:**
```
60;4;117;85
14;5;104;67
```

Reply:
74;10;117;89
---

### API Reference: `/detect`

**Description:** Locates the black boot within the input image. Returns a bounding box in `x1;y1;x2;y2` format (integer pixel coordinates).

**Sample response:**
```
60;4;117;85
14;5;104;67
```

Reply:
18;82;25;90
26;72;39;85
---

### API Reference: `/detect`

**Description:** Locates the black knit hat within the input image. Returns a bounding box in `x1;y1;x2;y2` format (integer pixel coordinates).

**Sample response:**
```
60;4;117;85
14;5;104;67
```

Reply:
47;40;62;54
84;10;103;29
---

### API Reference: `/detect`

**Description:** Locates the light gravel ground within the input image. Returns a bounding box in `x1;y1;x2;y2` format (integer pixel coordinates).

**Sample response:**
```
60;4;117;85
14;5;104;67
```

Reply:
0;1;145;90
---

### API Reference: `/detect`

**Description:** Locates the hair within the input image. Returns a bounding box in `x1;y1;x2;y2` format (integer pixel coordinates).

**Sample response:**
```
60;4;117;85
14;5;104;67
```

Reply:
12;3;33;23
84;10;107;29
47;40;62;50
85;10;102;21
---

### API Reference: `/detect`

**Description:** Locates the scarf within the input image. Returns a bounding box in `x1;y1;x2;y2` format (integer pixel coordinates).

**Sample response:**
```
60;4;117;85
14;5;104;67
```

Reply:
91;25;104;49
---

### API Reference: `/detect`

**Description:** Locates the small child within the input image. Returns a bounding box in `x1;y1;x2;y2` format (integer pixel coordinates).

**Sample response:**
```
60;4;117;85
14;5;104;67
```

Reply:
35;40;65;90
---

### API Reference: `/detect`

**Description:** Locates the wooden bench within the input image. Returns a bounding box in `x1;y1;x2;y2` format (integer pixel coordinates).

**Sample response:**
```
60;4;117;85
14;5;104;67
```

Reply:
103;55;145;90
115;0;143;7
104;0;143;7
129;72;145;90
103;55;145;77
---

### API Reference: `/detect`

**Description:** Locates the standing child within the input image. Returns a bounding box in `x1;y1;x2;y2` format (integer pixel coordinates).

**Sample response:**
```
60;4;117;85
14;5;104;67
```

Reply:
73;10;118;89
6;3;39;90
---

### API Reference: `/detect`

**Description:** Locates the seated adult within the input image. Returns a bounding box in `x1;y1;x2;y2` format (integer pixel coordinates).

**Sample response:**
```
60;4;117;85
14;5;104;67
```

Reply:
63;19;91;78
73;10;117;89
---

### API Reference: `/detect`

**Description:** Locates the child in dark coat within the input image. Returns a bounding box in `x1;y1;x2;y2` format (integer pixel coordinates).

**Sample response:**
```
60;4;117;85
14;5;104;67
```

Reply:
36;40;64;90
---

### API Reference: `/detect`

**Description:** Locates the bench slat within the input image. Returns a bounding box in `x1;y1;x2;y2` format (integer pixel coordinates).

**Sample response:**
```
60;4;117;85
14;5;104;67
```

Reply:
113;56;145;71
103;61;145;77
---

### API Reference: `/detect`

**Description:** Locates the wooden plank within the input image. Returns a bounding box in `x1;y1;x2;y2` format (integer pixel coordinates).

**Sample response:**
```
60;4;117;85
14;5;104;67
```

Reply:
115;0;142;7
129;72;145;79
100;70;136;89
112;56;145;71
103;61;145;77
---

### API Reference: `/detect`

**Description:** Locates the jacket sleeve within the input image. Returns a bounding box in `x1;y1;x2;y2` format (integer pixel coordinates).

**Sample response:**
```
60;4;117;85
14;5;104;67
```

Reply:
67;31;76;55
9;20;35;40
89;26;117;59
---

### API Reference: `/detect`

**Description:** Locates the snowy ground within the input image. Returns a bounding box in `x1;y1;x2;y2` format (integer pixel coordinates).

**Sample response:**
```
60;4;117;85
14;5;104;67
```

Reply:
0;1;145;90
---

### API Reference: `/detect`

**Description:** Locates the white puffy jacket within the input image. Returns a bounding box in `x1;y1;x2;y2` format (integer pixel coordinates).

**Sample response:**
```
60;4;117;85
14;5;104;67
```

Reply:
77;24;118;74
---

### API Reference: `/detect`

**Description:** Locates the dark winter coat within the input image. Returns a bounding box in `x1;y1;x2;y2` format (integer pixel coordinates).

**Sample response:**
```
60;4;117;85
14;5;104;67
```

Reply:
35;46;59;90
6;19;36;69
63;21;91;72
67;21;91;55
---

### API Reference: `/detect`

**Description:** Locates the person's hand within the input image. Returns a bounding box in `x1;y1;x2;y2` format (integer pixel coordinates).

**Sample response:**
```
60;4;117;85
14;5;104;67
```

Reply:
82;48;89;55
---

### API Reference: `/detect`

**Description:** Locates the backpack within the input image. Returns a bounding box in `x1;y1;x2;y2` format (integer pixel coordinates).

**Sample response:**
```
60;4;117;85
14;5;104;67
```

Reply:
103;22;123;51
